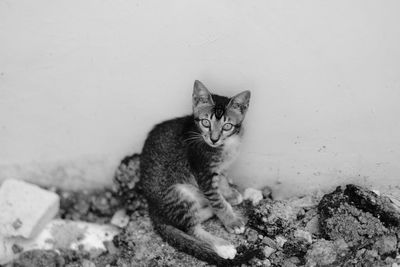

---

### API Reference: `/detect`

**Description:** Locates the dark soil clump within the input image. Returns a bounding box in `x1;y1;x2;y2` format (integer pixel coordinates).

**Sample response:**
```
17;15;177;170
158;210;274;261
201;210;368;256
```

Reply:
344;184;400;227
318;186;388;244
113;154;147;214
317;185;400;266
57;188;120;223
12;250;66;267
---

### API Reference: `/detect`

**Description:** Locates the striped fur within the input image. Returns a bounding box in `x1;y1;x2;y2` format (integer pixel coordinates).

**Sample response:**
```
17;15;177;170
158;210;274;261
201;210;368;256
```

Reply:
139;81;251;264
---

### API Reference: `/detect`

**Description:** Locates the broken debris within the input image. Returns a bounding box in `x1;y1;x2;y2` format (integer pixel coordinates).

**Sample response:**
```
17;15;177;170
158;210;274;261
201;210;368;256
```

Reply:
0;179;60;239
4;153;400;267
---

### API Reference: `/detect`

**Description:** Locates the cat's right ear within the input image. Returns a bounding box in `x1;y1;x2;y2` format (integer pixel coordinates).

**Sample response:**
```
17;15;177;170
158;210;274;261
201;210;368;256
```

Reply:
192;80;214;108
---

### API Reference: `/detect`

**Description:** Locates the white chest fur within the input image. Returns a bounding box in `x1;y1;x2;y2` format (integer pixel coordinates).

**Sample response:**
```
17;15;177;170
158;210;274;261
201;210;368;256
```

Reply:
212;136;241;174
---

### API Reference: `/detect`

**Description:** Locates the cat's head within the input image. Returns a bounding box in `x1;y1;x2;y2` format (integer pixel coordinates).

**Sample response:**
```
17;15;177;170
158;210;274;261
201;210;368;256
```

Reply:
192;80;250;148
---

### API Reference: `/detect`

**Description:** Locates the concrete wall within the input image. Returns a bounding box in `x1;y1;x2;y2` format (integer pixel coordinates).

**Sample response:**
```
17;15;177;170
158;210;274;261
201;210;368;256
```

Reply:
1;0;399;197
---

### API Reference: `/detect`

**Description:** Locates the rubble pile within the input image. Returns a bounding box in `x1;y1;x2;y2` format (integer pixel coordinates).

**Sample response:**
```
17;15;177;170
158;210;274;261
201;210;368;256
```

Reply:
1;154;400;266
245;184;400;266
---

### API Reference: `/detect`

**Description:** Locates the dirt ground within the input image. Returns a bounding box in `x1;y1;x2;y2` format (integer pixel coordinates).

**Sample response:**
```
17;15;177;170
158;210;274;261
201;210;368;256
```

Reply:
9;154;400;267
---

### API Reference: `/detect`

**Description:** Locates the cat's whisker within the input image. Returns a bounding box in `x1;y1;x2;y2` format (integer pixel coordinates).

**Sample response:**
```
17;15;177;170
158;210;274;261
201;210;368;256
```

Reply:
184;133;203;145
186;138;203;147
185;136;205;147
184;136;201;143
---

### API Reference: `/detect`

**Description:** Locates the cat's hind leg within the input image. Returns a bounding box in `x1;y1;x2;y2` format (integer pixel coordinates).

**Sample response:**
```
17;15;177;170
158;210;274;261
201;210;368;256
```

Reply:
162;184;236;259
193;225;236;259
181;184;214;222
162;183;213;230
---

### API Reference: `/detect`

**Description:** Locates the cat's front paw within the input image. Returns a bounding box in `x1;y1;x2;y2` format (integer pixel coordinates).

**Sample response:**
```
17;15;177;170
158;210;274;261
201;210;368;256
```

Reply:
220;214;246;234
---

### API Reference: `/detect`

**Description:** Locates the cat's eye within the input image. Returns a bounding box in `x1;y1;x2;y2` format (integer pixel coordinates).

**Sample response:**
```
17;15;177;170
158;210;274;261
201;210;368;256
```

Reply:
222;123;233;131
201;119;211;128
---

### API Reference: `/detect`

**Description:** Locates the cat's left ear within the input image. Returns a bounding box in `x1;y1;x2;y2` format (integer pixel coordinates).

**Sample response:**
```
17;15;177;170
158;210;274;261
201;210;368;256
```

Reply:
228;90;251;115
192;80;214;108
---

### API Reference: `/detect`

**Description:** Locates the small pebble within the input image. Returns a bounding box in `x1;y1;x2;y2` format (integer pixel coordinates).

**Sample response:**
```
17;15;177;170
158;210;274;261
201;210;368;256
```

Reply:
305;215;320;235
12;244;24;254
262;237;278;249
262;186;273;199
12;219;23;230
111;209;130;228
82;259;96;267
276;236;287;248
243;188;264;206
263;246;276;258
294;229;312;244
246;229;259;243
264;259;272;266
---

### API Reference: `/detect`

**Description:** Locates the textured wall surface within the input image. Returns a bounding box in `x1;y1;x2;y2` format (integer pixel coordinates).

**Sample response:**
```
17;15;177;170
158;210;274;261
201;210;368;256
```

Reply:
1;0;400;197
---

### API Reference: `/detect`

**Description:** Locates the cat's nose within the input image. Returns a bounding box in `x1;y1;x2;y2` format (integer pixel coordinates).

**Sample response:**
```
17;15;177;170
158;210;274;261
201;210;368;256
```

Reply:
210;137;219;144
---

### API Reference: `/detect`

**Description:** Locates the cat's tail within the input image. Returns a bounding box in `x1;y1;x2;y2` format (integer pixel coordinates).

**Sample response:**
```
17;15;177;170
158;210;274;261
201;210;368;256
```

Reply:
149;209;260;266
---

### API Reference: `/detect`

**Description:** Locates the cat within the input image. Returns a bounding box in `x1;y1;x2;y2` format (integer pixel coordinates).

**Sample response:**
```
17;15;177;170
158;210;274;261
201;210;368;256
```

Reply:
139;80;251;265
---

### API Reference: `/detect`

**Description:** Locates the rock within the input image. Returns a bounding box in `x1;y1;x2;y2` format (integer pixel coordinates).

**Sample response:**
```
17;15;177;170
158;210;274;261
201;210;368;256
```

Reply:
305;237;351;266
0;219;119;265
372;189;381;196
305;239;337;266
344;184;400;226
11;244;23;254
243;188;264;206
58;189;123;223
317;186;400;263
350;247;394;266
282;259;298;267
48;220;119;253
286;257;301;265
103;240;119;255
262;246;276;258
245;228;259;243
11;249;65;267
305;215;320;235
275;236;287;248
283;237;310;258
113;154;143;213
294;229;312;244
385;194;400;213
111;209;130;228
0;179;60;239
114;154;140;190
248;200;297;237
363;249;379;261
333;238;349;256
82;259;96;267
373;235;398;256
344;184;400;227
262;237;279;249
288;195;317;209
90;193;115;217
261;259;271;266
261;186;273;199
318;186;388;244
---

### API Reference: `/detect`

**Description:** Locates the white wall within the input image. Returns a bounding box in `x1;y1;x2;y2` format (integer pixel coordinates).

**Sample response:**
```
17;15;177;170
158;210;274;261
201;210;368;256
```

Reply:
1;0;399;197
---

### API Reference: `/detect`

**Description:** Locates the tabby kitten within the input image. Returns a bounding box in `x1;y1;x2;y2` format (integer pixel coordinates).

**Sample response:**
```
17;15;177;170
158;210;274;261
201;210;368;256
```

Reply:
139;80;251;264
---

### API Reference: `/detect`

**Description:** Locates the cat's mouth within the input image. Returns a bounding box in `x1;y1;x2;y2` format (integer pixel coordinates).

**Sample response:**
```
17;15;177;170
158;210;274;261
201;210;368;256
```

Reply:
204;138;223;148
208;143;221;148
